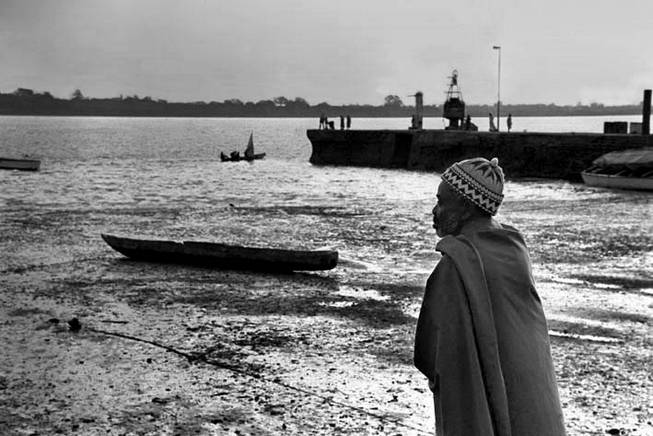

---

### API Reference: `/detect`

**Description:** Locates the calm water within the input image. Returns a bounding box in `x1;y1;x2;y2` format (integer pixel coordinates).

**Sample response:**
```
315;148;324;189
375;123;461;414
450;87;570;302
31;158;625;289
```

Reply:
0;115;650;275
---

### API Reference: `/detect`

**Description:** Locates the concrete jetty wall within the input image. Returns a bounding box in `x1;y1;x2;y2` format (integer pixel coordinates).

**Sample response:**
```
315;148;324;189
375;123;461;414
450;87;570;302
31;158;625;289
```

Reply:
307;129;653;180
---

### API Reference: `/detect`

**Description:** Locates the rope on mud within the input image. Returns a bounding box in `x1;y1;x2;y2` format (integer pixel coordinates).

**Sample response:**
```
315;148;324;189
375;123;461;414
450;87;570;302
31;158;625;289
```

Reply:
87;326;432;435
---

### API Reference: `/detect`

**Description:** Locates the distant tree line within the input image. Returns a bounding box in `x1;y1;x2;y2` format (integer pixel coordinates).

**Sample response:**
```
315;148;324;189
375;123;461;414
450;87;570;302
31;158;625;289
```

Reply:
0;88;645;118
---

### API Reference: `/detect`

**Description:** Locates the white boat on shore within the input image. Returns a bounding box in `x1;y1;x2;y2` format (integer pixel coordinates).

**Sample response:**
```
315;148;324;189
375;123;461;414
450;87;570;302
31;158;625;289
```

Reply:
581;148;653;191
580;171;653;190
0;157;41;171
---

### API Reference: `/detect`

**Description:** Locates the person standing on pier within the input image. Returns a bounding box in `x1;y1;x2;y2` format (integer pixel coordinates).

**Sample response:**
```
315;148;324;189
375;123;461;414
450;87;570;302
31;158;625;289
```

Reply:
414;157;566;436
507;113;513;132
346;115;351;129
488;113;498;132
340;115;345;130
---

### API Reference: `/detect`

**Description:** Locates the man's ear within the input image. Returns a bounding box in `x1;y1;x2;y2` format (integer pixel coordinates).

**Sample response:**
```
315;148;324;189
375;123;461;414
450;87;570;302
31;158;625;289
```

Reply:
460;208;474;222
459;200;479;222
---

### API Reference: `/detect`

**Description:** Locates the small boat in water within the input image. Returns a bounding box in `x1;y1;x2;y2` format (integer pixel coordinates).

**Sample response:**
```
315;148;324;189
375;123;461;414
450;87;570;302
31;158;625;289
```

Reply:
581;147;653;191
101;234;338;271
0;157;41;171
221;132;266;162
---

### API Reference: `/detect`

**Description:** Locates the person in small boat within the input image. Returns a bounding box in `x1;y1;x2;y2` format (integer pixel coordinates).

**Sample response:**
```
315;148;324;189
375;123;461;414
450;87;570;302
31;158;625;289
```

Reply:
220;151;229;161
414;157;566;436
230;151;240;161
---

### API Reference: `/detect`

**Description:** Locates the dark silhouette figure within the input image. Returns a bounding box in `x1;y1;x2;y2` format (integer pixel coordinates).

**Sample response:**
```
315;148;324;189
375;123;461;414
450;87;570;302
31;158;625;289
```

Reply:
465;115;472;130
340;115;345;130
507;113;513;132
489;113;498;132
346;115;351;129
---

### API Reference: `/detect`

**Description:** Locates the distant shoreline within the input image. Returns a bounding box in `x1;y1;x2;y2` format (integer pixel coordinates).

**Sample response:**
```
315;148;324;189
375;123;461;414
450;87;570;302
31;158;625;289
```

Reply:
0;113;644;118
0;88;645;118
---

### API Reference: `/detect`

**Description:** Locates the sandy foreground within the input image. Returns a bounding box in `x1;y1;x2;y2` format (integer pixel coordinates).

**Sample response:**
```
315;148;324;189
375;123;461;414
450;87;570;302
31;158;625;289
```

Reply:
1;195;651;435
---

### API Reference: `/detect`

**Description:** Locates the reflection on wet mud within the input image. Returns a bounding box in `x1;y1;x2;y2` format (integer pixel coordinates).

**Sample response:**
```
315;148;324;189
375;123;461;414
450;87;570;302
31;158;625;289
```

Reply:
571;274;653;293
549;330;622;343
547;319;625;342
229;205;369;218
569;307;650;325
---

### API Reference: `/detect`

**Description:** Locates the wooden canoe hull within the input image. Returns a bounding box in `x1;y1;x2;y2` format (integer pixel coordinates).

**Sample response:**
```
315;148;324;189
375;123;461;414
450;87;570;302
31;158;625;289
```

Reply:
581;171;653;191
0;158;41;171
101;234;338;271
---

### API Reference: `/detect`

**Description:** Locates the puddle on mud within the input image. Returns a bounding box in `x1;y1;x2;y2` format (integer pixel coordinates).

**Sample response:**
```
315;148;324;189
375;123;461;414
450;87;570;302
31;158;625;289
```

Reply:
548;330;623;344
334;286;389;302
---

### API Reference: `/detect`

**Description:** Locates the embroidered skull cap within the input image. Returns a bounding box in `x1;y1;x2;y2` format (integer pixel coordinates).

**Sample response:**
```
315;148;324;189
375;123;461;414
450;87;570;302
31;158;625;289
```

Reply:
441;157;505;215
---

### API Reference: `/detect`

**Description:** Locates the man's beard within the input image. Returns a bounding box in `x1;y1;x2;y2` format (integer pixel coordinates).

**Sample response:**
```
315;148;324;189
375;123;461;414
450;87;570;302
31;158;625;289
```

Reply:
435;212;463;237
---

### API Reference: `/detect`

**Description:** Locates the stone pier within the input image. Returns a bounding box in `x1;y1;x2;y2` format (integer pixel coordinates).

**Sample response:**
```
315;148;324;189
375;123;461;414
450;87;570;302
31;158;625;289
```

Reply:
307;129;653;181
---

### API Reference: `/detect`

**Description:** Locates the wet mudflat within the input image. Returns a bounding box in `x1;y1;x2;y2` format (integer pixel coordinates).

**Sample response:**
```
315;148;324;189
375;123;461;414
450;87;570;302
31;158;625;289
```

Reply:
1;176;651;436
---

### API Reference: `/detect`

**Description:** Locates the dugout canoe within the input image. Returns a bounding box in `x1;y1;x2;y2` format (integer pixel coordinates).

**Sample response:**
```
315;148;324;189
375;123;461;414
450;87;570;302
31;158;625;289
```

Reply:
101;234;338;271
0;157;41;171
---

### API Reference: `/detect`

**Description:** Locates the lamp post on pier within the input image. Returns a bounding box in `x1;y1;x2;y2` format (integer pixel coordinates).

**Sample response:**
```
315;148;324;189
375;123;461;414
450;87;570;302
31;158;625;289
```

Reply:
493;45;501;131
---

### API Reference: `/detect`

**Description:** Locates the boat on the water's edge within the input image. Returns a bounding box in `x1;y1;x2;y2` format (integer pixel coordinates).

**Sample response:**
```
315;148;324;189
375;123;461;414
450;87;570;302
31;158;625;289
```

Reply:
101;234;338;272
221;132;266;162
220;152;266;162
0;157;40;171
581;147;653;191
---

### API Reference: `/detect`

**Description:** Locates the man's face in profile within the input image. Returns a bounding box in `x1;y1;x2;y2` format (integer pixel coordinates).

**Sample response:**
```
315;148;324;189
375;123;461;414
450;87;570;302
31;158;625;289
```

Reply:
432;182;469;237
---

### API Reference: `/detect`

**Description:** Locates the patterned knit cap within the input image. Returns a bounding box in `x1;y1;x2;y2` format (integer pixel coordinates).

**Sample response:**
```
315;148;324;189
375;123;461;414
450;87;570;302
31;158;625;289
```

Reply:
441;157;505;215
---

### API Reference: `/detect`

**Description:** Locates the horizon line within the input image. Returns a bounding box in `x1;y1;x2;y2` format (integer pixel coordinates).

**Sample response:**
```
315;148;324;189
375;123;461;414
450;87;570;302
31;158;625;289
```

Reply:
2;88;648;109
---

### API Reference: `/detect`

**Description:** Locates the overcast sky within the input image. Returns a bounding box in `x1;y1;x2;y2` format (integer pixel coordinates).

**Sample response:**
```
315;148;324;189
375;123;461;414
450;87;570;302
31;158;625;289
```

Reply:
1;0;651;105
